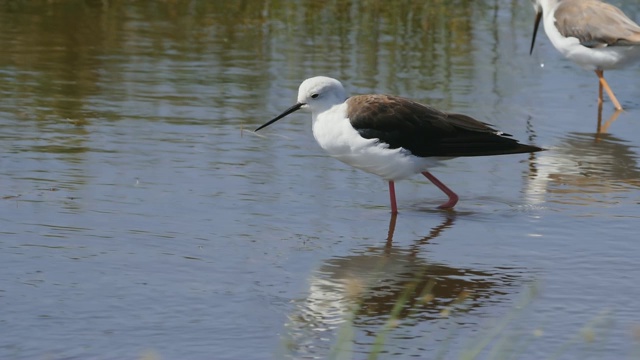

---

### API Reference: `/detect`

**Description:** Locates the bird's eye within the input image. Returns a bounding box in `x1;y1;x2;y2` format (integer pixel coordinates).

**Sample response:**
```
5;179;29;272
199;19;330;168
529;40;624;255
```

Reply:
311;93;319;99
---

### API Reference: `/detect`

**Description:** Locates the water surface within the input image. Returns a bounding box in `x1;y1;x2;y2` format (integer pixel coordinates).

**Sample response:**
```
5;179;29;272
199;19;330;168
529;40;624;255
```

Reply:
1;1;640;359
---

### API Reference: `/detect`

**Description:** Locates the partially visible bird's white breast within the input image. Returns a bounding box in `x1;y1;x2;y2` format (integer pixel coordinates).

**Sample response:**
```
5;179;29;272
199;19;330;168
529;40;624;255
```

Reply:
310;103;439;181
311;103;374;159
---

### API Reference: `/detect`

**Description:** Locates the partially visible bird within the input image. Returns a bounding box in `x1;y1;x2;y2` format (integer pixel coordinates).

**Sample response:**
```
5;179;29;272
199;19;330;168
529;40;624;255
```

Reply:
530;0;640;110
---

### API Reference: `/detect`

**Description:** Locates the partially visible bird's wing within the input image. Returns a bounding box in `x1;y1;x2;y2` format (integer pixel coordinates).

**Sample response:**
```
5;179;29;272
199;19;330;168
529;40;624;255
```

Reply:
554;0;640;47
347;95;542;157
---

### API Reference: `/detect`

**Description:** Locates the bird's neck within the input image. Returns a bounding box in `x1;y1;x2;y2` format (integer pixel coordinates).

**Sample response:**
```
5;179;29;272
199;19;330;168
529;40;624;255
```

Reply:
312;102;347;124
540;0;560;13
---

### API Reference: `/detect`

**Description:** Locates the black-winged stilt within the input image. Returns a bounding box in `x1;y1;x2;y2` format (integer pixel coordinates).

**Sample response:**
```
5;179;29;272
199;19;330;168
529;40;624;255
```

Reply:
256;76;543;213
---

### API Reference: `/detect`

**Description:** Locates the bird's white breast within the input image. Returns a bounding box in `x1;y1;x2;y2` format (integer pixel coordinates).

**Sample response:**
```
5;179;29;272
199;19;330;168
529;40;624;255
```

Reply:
310;103;439;181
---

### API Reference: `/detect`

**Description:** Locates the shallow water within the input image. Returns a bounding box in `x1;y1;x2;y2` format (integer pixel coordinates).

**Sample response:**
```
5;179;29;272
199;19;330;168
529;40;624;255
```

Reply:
1;1;640;359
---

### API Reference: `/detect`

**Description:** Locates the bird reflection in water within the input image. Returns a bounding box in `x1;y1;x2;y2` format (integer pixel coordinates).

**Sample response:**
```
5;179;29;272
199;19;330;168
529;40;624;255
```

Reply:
596;102;623;134
525;131;640;206
282;214;526;358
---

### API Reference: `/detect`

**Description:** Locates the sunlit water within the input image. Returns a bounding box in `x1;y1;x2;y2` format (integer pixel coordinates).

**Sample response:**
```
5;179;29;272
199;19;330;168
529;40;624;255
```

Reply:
1;1;640;359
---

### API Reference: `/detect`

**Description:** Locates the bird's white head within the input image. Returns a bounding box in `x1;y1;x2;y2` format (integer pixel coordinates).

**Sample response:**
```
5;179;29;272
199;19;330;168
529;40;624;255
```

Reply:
255;76;348;132
297;76;348;113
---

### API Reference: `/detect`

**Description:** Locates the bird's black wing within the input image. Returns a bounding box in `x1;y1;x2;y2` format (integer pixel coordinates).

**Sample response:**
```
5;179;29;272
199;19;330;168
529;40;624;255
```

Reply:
347;95;542;157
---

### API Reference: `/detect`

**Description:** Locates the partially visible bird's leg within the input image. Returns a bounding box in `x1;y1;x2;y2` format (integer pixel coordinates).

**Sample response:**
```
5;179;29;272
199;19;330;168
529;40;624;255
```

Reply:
388;181;398;214
596;69;623;111
422;171;459;209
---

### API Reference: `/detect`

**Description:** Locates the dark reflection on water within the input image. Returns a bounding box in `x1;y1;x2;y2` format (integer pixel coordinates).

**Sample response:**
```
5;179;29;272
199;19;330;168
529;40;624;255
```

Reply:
284;214;526;358
0;0;504;128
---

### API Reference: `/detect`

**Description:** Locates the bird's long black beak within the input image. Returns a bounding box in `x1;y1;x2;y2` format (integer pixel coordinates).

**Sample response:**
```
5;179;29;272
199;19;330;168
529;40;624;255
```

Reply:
529;10;542;55
255;103;304;132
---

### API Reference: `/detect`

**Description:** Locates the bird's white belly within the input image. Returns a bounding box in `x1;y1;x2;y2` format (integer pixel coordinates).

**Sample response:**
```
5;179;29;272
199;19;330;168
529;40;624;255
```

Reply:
311;104;440;181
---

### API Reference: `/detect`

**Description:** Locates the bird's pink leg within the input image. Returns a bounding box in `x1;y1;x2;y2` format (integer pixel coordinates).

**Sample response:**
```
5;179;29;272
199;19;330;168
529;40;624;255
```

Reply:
597;72;603;106
388;181;398;214
422;171;458;209
595;70;623;111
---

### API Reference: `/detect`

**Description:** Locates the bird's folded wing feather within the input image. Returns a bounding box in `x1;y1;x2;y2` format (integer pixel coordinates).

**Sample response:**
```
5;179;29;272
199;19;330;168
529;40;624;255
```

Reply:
347;95;539;157
555;1;640;47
